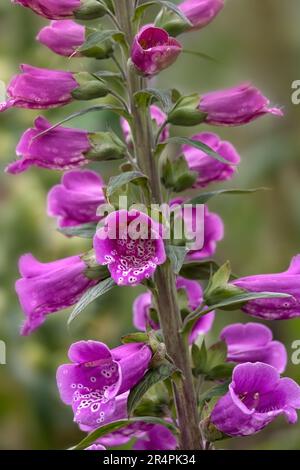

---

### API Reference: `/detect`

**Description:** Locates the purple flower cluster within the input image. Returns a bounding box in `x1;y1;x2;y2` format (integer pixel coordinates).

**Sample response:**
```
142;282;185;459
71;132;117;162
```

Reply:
5;0;300;451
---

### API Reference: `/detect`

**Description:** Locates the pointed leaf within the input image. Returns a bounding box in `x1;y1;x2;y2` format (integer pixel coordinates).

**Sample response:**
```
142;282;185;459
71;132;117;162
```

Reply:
68;277;115;325
58;223;97;239
187;188;270;206
71;416;177;450
127;362;178;416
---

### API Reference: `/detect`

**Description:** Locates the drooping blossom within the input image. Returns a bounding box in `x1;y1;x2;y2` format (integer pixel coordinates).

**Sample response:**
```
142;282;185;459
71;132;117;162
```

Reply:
6;116;91;174
121;105;169;145
0;65;78;112
16;254;97;335
12;0;81;19
182;132;240;188
93;210;166;286
56;341;152;429
171;199;224;260
220;323;287;373
232;255;300;320
47;170;106;228
37;20;85;57
211;362;300;437
179;0;224;30
131;26;182;77
133;277;214;343
199;83;283;126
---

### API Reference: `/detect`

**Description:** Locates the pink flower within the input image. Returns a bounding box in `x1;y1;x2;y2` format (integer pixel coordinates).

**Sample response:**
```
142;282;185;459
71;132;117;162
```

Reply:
182;132;240;188
16;254;97;335
131;26;182;76
37;20;85;57
199;83;283;126
6;116;91;174
221;323;287;373
180;0;224;30
93;210;166;286
12;0;81;19
57;341;152;429
0;64;78;112
47;170;106;228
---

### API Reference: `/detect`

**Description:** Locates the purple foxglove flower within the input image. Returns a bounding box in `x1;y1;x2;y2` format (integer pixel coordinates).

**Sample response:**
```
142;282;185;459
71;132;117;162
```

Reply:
220;323;287;373
179;0;224;30
173;200;223;261
6;116;91;174
182;132;240;188
133;277;214;343
133;424;177;450
232;255;300;320
16;254;96;335
93;210;166;286
211;362;300;437
199;83;283;126
0;64;78;112
12;0;80;19
47;170;106;228
121;105;169;145
131;26;182;77
37;20;85;57
57;341;151;429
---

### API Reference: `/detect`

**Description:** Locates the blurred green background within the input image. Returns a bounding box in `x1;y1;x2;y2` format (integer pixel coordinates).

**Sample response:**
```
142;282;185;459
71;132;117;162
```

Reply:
0;0;300;450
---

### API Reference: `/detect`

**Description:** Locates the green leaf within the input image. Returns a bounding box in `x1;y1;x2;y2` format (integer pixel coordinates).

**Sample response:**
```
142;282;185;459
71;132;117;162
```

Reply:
72;417;177;450
106;171;150;204
187;188;270;206
133;0;192;27
158;1;192;26
68;277;115;325
121;332;149;344
205;362;235;381
166;245;188;274
206;341;227;371
165;137;237;166
58;223;97;239
199;381;230;407
134;88;180;113
179;260;222;280
127;362;178;416
192;342;207;374
183;291;293;334
32;106;130;142
79;30;117;52
182;49;219;63
161;156;197;192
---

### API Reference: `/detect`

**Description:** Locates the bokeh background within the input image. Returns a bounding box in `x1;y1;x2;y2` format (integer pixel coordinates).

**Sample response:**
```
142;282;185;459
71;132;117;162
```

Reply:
0;0;300;450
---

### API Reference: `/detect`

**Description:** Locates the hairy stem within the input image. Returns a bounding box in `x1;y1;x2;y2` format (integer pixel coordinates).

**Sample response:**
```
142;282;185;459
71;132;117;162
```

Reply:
115;0;202;450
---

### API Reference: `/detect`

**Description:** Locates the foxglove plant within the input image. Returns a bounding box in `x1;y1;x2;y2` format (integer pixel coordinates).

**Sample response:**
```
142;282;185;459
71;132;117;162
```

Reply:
4;0;300;451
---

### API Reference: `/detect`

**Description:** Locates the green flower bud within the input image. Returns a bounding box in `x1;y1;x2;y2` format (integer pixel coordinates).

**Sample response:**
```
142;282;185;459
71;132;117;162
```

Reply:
168;94;207;126
72;72;109;100
74;0;107;20
86;131;127;161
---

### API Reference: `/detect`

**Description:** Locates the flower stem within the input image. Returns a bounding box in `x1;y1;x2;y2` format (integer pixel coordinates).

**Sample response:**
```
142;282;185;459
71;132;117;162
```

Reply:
115;0;202;450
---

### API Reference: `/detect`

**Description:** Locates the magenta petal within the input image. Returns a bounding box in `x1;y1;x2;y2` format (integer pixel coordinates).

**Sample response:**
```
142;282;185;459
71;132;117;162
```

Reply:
199;83;283;126
47;170;105;227
183;132;240;188
1;64;77;112
37;20;85;57
7;116;90;174
131;25;182;76
179;0;224;30
13;0;81;19
16;254;96;335
93;210;166;286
